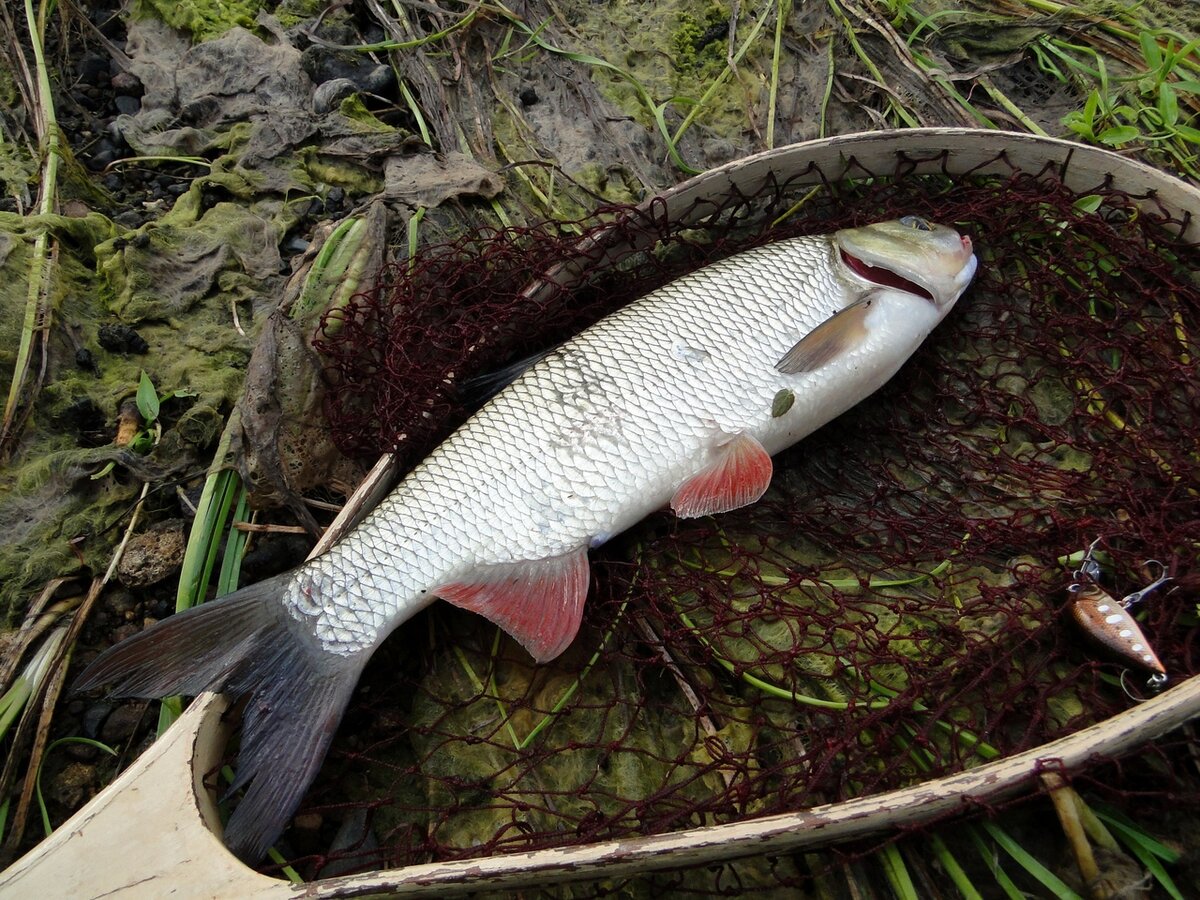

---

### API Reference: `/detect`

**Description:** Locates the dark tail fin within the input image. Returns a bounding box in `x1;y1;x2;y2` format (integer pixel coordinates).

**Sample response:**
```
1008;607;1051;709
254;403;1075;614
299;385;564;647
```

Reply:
73;573;366;863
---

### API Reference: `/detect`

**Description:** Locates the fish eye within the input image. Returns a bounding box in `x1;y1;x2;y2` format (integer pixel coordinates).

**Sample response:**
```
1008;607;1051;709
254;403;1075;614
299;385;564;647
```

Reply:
899;216;932;231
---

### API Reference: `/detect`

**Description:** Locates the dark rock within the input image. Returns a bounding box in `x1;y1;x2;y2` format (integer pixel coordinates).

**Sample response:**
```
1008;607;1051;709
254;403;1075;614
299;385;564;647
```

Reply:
114;95;141;116
519;86;539;107
88;148;115;170
111;71;144;97
100;702;148;745
64;740;101;762
314;78;358;115
75;347;98;372
110;622;141;644
98;323;149;354
284;235;311;254
302;46;395;97
81;701;113;738
325;186;347;215
103;588;140;620
361;64;395;95
102;173;122;192
77;53;109;83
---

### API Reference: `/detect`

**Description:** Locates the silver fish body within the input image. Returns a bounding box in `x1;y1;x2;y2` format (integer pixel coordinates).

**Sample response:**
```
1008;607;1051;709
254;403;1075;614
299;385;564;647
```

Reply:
77;216;977;861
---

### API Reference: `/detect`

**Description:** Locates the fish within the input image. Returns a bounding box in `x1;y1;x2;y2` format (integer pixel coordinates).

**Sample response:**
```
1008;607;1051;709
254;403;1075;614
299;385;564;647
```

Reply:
75;215;978;862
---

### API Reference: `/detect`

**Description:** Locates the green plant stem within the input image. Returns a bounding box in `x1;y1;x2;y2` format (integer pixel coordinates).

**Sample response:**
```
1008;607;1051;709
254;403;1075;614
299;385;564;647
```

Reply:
766;0;792;148
826;0;920;127
2;0;61;454
35;738;116;837
671;1;774;150
157;418;242;735
929;831;983;899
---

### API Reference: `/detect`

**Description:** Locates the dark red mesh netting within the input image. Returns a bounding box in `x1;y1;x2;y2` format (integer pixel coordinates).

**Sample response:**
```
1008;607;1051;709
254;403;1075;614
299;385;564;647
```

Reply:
288;153;1200;886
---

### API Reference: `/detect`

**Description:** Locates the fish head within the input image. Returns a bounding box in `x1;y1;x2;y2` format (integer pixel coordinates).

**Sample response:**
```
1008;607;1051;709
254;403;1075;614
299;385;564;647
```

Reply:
835;217;978;313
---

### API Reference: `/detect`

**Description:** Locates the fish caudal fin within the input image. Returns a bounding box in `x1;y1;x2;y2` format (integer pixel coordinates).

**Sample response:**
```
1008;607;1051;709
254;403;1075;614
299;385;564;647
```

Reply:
73;573;366;863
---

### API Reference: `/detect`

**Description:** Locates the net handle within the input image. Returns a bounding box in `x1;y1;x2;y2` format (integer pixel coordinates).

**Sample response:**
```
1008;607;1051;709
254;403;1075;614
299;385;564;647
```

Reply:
524;128;1200;309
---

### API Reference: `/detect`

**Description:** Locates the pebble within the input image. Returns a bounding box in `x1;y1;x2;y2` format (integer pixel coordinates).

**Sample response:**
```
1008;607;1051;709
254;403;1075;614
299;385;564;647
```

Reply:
98;322;149;354
116;520;186;588
111;71;143;97
48;762;97;808
114;95;140;116
314;78;358;115
81;701;114;738
99;702;148;745
103;588;139;619
519;86;539;107
77;53;109;83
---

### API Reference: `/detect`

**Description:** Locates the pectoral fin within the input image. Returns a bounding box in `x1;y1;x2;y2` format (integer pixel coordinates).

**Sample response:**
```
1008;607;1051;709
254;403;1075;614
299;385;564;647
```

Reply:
435;548;590;663
775;296;874;374
672;432;773;518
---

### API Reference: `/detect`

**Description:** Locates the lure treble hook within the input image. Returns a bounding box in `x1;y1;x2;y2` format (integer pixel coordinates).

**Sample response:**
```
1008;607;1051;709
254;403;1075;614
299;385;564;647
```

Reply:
1120;560;1172;610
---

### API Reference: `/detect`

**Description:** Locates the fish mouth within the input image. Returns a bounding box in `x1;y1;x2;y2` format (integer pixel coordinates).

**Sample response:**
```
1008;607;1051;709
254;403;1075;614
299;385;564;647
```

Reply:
840;249;935;301
836;226;976;309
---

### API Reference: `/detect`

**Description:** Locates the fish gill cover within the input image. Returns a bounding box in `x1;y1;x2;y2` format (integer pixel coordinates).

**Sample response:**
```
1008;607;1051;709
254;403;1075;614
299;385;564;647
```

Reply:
299;157;1200;887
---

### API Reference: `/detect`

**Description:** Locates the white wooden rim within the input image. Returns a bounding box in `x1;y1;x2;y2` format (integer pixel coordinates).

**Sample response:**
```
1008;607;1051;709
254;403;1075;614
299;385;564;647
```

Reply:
3;129;1198;899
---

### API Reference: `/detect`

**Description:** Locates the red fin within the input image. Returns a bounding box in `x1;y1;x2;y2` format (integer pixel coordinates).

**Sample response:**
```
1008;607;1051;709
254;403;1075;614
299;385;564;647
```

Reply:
672;432;773;518
436;549;590;663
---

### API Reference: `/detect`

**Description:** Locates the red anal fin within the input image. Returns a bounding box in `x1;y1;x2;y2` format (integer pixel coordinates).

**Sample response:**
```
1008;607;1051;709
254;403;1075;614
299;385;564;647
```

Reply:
672;432;773;519
435;548;590;663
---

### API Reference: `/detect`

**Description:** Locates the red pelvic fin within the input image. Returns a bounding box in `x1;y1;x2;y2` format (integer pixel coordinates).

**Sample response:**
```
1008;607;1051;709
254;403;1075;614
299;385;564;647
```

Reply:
671;432;773;518
436;548;590;663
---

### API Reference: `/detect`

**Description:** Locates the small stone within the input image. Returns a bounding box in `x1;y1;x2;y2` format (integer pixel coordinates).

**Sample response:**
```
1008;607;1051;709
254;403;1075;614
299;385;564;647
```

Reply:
518;86;539;107
100;702;148;745
111;71;144;97
77;53;109;82
114;95;141;116
88;148;115;170
81;701;113;738
117;520;186;588
97;323;149;354
361;64;395;94
64;740;101;762
48;762;96;808
314;78;358;115
103;588;139;619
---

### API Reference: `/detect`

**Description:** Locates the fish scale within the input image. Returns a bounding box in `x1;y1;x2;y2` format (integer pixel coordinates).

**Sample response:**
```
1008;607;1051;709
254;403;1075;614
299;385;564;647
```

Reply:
289;236;850;653
76;217;977;862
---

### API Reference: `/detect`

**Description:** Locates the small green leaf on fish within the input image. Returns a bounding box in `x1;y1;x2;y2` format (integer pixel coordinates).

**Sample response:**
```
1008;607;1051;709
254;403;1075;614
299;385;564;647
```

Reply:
771;388;795;418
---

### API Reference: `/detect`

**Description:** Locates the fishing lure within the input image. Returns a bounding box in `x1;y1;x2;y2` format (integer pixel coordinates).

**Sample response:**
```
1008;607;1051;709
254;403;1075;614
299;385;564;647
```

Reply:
1067;540;1170;689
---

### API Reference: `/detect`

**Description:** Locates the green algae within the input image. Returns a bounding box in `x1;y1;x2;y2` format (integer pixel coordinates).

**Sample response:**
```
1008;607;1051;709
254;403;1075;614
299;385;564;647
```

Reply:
337;95;397;134
0;188;289;621
405;630;798;890
133;0;264;42
554;0;771;151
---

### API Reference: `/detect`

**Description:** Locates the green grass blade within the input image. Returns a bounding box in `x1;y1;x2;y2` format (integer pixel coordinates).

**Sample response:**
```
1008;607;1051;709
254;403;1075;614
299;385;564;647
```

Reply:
215;486;250;596
35;737;117;836
929;832;983;899
967;825;1025;900
980;820;1085;899
878;842;920;899
1092;807;1184;899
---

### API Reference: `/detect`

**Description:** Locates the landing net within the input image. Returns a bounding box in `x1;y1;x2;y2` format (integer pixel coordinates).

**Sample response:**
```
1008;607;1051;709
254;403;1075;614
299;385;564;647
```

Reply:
303;151;1200;887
